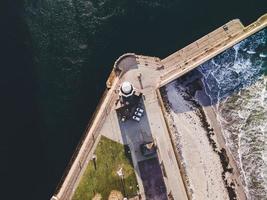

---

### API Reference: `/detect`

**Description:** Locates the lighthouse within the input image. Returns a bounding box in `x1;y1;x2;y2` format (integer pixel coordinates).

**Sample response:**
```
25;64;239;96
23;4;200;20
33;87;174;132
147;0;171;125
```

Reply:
120;81;134;97
119;81;136;105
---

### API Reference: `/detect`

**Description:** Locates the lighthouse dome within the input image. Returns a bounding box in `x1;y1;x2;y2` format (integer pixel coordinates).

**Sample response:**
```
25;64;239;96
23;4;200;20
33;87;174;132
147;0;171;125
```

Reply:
121;81;133;94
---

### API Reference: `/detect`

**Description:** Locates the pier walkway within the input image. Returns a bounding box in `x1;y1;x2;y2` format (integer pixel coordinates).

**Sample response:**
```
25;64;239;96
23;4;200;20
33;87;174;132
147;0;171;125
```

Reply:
51;14;267;200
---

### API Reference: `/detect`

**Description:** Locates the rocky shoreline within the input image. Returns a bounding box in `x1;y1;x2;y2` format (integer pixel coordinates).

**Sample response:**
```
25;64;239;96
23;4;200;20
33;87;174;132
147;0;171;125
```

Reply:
160;71;246;200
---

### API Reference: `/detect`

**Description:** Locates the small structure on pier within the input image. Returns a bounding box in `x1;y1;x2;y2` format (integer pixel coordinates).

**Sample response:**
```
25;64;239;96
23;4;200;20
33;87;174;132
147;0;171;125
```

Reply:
119;81;135;104
116;81;142;121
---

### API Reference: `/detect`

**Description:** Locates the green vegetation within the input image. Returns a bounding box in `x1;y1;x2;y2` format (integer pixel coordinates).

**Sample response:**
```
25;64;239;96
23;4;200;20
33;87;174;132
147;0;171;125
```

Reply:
72;136;138;200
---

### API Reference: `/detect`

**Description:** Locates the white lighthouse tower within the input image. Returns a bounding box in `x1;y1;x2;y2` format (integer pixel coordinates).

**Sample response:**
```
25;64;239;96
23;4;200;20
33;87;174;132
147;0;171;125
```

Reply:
120;81;134;97
119;81;136;105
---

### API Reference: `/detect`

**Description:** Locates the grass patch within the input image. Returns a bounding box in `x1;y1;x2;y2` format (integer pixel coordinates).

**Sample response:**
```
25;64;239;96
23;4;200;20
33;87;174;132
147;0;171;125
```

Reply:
72;136;138;200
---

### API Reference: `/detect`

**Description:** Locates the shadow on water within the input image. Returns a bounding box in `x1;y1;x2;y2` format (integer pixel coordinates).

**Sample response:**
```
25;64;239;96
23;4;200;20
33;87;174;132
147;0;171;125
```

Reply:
161;27;267;113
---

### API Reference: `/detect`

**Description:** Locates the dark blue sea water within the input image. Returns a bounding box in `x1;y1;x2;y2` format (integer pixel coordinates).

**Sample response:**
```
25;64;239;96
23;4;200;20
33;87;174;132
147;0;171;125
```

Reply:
2;0;266;199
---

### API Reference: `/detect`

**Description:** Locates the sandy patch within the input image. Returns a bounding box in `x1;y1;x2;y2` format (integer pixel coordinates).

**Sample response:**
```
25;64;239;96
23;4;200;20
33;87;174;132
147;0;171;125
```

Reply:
161;74;246;200
92;193;102;200
108;190;123;200
164;82;228;200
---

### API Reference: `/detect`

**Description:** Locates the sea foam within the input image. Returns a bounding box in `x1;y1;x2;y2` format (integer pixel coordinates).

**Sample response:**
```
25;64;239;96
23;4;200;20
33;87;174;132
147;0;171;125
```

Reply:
198;27;267;199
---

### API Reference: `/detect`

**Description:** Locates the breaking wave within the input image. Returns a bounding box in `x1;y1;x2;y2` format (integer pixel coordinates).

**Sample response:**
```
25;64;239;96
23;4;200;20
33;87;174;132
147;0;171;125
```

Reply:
198;28;267;199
